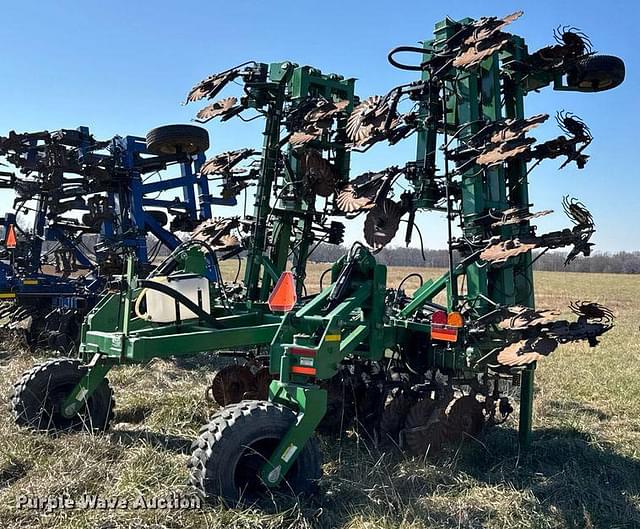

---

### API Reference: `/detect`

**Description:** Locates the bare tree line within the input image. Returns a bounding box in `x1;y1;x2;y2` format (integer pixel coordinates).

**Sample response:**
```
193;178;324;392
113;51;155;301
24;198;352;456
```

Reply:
308;244;640;274
49;236;638;274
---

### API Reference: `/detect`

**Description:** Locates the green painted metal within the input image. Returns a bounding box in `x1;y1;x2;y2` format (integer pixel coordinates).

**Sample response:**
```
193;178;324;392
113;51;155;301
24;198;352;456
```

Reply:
260;381;327;486
244;63;292;302
518;366;536;447
61;356;113;417
262;245;385;484
29;14;618;497
255;14;621;485
62;61;359;434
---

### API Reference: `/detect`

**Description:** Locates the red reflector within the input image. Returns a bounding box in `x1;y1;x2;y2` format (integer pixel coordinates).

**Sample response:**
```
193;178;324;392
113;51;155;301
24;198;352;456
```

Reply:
5;224;16;249
431;310;447;325
268;271;297;312
431;325;458;343
289;347;316;357
291;366;317;376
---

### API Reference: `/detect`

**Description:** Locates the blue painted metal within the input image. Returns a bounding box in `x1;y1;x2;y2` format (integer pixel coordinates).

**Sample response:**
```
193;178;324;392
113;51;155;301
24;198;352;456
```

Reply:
0;125;218;346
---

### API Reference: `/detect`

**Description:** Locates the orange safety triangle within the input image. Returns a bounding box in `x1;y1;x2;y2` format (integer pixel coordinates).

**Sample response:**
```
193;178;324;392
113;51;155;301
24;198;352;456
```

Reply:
268;271;297;312
5;224;16;249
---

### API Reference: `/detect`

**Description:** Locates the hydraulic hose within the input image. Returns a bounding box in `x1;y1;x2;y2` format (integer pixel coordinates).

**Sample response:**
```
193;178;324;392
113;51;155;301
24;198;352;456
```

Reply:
387;46;428;71
135;279;219;328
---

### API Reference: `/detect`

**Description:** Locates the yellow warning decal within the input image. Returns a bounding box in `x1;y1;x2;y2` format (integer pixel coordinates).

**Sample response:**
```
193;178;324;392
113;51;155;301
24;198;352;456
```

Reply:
0;293;16;299
325;334;341;342
23;279;38;285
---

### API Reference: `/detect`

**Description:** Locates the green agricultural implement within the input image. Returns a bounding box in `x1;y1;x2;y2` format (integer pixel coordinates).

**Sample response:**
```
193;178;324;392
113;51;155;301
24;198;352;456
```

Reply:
10;12;624;504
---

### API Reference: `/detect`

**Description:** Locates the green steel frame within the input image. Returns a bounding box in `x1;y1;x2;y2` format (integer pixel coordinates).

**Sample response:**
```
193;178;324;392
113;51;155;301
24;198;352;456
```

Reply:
61;62;357;418
33;13;621;496
253;16;621;485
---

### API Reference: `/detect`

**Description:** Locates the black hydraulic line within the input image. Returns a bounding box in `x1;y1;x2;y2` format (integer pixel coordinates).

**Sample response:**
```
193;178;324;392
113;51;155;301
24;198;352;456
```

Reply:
398;272;424;291
137;279;220;328
151;239;218;278
387;46;429;71
319;268;332;291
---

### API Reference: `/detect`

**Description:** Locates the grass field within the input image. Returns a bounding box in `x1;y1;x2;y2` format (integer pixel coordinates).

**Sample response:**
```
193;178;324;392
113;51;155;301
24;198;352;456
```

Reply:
0;265;638;529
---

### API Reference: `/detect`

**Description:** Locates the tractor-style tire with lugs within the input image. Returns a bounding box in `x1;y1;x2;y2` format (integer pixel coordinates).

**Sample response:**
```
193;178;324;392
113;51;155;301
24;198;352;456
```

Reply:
10;358;114;433
189;400;322;503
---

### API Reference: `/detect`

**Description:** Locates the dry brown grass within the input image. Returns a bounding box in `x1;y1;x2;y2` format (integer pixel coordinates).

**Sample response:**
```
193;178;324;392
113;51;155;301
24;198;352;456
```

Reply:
0;266;638;528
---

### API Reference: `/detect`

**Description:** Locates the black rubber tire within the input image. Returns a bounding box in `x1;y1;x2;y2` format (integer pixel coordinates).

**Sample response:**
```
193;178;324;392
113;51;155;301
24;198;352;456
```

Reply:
10;358;114;433
146;124;210;155
189;400;322;504
567;54;625;92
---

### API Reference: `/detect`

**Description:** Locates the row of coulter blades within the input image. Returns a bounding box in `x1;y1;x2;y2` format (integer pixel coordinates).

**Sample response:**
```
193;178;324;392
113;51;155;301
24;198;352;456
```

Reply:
199;298;615;454
492;301;614;367
382;295;613;452
182;11;615;373
183;16;600;256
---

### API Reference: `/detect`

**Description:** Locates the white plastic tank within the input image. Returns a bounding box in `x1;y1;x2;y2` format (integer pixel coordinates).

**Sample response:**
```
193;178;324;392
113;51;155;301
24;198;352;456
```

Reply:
135;273;211;323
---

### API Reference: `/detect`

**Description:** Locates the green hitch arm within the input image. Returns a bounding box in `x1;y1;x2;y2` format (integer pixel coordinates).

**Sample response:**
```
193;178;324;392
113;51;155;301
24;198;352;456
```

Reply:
259;383;327;487
61;354;113;418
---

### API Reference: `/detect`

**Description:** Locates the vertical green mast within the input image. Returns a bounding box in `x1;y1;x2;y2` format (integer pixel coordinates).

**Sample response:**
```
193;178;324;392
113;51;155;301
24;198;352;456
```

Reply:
243;63;292;302
243;63;356;304
416;17;537;445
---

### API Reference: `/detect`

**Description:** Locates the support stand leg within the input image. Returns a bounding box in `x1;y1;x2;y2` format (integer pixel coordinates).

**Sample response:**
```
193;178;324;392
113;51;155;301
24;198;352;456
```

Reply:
518;365;535;448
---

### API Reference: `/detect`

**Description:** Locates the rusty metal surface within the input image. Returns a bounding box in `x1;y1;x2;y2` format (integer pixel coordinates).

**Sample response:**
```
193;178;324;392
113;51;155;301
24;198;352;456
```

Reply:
499;306;560;331
185;69;240;104
335;167;397;214
304;98;349;125
453;38;510;69
450;114;547;168
363;198;405;250
403;396;450;455
496;337;558;367
299;149;338;197
0;302;38;331
200;148;258;199
286;97;349;146
446;395;485;440
491;206;553;227
254;367;275;401
452;112;592;171
195;97;243;123
476;139;534;166
205;364;256;407
480;197;595;265
488;114;549;143
191;217;243;251
480;239;537;264
346;95;395;148
200;148;257;176
451;11;523;69
379;393;417;446
493;299;614;367
335;185;376;213
289;131;320;146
